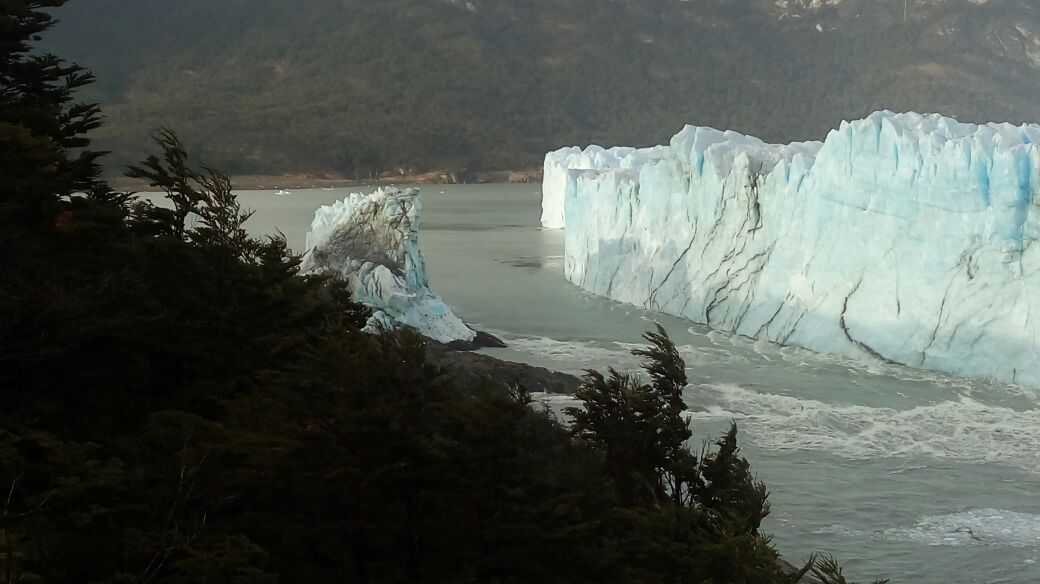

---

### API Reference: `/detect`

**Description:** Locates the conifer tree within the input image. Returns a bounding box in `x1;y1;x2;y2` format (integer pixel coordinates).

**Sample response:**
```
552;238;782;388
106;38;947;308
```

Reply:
0;0;106;227
568;325;698;507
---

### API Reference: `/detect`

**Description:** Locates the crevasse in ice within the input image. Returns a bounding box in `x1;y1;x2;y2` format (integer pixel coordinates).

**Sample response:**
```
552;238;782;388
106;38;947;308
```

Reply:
302;186;476;343
543;111;1040;386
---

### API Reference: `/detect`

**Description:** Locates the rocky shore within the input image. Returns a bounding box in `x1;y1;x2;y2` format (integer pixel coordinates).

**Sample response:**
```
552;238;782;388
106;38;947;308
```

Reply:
426;340;581;395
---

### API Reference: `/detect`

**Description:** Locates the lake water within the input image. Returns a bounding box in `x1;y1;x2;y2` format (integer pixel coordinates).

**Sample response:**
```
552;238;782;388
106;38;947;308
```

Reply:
238;183;1040;583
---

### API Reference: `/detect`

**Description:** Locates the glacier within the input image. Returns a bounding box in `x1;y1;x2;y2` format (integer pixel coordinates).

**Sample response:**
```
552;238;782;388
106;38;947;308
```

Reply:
302;186;477;344
543;111;1040;387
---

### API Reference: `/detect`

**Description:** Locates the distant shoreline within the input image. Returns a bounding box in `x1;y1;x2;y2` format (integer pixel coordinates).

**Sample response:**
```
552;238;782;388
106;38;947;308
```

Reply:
110;168;544;191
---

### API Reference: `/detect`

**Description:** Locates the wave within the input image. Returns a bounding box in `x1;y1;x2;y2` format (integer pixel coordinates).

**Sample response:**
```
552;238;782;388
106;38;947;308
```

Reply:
690;384;1040;471
500;333;1040;471
503;334;763;374
502;331;1036;401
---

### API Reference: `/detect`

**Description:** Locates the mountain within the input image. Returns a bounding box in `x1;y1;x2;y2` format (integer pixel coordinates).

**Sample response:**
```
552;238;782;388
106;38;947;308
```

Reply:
42;0;1040;177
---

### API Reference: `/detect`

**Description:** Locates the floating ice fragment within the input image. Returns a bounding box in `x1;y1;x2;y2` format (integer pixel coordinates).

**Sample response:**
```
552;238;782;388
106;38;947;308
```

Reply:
302;186;476;343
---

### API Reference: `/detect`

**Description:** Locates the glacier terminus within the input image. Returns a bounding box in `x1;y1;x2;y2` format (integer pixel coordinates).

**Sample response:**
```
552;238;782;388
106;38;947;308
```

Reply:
543;111;1040;386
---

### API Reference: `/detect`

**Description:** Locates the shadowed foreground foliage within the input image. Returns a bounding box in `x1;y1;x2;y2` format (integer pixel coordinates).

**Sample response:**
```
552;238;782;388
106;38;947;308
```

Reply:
0;2;887;582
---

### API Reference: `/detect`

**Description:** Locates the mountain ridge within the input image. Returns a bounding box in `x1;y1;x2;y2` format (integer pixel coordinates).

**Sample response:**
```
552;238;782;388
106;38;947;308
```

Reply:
44;0;1040;177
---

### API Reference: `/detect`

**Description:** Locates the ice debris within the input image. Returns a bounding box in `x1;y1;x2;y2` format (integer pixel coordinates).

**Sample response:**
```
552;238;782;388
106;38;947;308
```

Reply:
302;186;477;344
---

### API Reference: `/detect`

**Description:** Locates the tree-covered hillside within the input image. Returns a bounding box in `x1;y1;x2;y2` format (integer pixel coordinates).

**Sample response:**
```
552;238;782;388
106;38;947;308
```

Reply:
44;0;1040;176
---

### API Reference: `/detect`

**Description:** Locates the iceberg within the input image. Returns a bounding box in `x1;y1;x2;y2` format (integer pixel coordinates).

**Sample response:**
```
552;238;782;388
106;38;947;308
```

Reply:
302;186;477;344
544;111;1040;386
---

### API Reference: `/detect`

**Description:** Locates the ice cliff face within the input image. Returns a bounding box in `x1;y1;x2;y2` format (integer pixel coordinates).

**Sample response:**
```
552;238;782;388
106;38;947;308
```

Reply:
544;111;1040;386
302;187;476;344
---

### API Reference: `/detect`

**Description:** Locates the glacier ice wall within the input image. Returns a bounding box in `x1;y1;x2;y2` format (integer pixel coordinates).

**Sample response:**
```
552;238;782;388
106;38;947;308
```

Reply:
544;111;1040;386
302;186;476;343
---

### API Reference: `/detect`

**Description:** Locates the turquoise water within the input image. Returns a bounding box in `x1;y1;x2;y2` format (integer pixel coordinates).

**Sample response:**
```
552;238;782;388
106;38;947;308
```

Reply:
240;184;1040;583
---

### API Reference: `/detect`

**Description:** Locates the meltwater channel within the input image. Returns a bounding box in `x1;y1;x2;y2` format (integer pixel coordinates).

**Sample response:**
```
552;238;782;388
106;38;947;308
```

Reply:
240;183;1040;584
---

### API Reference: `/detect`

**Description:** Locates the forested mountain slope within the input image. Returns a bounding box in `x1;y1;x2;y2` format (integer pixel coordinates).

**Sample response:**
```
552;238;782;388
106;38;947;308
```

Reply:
44;0;1040;176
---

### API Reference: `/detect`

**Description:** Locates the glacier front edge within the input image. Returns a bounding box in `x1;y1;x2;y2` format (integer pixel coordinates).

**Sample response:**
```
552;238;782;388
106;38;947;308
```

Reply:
543;111;1040;387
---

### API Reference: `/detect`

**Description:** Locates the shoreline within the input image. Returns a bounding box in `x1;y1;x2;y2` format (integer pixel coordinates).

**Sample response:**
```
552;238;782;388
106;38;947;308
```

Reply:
110;168;543;192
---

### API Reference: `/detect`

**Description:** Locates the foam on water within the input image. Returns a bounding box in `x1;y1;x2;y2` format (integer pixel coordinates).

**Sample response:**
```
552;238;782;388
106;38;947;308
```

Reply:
502;330;1037;402
503;336;632;372
505;332;1040;472
689;384;1040;472
505;334;774;374
885;509;1040;548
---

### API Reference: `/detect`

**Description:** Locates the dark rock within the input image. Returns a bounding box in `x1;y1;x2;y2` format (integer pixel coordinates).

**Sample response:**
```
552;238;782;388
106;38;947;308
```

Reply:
426;341;580;395
444;329;507;351
473;330;507;348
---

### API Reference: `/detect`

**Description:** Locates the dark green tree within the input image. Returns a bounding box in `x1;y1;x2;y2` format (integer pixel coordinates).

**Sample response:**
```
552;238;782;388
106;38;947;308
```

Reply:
568;326;788;583
0;0;105;226
567;325;699;508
